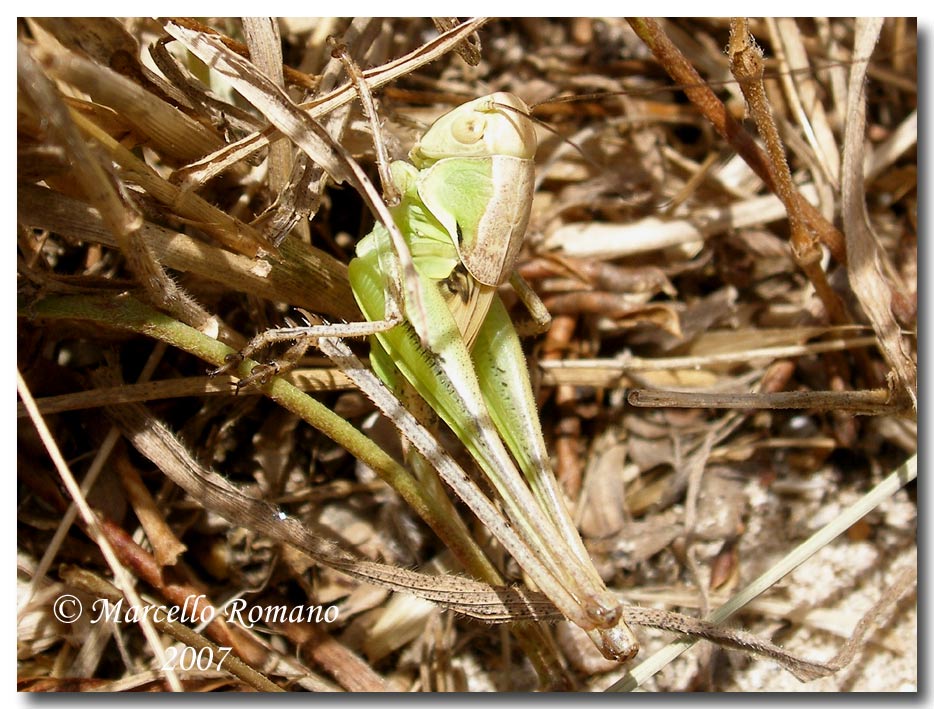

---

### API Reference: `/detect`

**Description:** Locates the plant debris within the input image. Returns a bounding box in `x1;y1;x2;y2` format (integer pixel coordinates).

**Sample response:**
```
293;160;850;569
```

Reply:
18;18;916;692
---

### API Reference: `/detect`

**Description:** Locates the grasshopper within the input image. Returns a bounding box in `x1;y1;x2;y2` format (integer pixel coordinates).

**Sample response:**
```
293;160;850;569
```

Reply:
346;93;639;661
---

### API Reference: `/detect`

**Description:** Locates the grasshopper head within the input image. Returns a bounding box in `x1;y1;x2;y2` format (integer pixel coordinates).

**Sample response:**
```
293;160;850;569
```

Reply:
410;92;536;167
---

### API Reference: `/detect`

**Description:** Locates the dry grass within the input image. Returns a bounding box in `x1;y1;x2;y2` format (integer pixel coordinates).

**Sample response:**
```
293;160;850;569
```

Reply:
17;18;916;692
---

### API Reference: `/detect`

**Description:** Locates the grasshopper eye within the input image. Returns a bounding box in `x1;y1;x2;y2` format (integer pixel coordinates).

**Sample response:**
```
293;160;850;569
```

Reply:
451;113;486;144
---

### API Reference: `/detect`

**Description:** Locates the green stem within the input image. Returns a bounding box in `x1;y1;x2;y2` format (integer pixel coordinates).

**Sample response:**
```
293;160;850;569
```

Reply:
20;292;567;687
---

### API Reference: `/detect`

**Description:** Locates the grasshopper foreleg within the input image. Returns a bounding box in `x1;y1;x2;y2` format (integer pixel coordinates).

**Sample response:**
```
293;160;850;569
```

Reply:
211;310;403;388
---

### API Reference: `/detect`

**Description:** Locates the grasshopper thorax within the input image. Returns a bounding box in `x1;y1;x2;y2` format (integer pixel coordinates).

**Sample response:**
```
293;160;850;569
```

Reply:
403;92;538;288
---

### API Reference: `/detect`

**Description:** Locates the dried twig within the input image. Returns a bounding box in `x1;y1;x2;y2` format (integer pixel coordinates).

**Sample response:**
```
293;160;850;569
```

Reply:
626;18;847;263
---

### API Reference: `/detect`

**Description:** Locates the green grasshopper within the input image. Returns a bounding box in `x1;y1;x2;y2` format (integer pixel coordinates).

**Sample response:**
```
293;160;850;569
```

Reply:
347;93;639;661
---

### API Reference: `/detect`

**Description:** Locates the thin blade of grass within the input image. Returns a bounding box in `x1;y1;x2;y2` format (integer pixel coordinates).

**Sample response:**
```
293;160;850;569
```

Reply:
608;454;916;691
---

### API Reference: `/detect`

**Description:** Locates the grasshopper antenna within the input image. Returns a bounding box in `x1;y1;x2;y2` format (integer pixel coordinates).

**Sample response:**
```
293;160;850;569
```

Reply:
492;99;596;168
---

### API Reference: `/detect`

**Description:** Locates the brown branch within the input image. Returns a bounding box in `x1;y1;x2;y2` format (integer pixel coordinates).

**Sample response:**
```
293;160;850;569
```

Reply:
626;18;847;264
